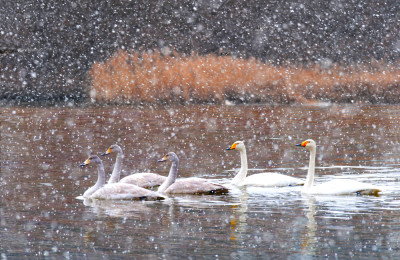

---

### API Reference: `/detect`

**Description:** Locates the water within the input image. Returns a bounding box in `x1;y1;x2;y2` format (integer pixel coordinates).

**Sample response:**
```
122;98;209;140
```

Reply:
1;104;400;258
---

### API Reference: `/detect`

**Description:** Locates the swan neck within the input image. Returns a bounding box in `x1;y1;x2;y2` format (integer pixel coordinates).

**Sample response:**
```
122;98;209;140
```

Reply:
231;148;248;185
95;162;106;187
108;151;124;184
304;147;316;190
158;157;179;193
83;162;106;198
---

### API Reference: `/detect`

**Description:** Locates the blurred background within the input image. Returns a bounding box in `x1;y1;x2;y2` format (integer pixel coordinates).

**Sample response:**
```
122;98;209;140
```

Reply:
1;0;399;105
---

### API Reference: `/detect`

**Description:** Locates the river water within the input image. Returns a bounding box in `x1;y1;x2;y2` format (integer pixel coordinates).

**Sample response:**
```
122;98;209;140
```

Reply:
1;104;400;258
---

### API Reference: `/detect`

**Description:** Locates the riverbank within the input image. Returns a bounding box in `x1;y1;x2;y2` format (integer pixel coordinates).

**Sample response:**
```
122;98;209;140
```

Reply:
88;50;400;105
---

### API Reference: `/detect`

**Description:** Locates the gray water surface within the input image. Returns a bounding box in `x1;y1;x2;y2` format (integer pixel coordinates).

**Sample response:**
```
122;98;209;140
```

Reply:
1;104;400;258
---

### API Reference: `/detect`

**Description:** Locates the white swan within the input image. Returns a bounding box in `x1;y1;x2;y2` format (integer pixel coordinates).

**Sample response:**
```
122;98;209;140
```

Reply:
226;141;304;187
296;139;381;195
157;152;229;195
80;155;165;200
102;144;166;188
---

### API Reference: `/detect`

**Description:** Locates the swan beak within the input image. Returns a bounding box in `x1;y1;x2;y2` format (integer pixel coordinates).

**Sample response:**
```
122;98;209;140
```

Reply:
226;143;238;150
80;159;91;167
296;141;309;147
101;148;112;156
158;155;168;162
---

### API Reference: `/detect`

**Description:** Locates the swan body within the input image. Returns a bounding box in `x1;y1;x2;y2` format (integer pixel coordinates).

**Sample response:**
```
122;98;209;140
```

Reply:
226;141;304;187
90;182;165;200
80;155;165;200
164;178;228;195
297;139;381;196
119;173;167;188
242;172;304;187
302;179;380;196
102;144;166;188
83;180;103;198
157;152;229;195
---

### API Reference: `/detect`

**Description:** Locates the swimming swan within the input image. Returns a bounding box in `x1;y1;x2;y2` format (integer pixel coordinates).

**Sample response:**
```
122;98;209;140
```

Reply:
296;139;381;195
157;152;229;195
226;141;304;187
80;155;165;200
102;144;166;188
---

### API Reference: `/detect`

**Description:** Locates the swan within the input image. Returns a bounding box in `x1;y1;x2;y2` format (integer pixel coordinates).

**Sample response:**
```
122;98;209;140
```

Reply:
226;141;304;187
102;144;166;188
80;155;165;200
296;139;381;195
157;152;229;195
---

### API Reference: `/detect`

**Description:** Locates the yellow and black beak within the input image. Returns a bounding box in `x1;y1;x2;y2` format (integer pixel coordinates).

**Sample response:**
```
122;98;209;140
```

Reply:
158;154;168;162
226;142;238;150
101;147;112;156
296;140;309;147
79;158;91;167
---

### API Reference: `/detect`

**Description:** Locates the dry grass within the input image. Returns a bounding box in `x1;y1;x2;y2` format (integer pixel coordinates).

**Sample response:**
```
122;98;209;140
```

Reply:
89;49;400;104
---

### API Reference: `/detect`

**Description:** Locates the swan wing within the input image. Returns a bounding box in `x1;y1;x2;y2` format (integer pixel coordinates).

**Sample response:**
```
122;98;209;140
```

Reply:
90;183;165;200
120;172;167;188
243;172;305;187
305;179;381;195
164;177;229;195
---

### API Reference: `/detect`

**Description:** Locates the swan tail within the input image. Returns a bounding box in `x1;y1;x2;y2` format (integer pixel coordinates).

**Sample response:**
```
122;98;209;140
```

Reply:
356;189;381;196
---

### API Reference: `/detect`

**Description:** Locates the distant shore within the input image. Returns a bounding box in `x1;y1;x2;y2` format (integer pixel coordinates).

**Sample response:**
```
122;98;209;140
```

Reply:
2;49;400;107
87;49;400;105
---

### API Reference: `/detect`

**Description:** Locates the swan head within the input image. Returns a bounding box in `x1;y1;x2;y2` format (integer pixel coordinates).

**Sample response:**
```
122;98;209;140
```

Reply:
80;155;102;167
226;141;245;151
101;144;122;156
296;139;316;150
158;152;179;163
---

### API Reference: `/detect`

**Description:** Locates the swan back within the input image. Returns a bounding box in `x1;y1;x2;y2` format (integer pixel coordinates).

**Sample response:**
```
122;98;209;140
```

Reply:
119;172;167;188
164;178;229;195
304;179;381;196
90;183;165;200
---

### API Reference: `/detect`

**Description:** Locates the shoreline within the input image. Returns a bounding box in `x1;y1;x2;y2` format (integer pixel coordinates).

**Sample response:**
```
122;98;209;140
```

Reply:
89;50;400;105
2;50;400;107
2;99;400;108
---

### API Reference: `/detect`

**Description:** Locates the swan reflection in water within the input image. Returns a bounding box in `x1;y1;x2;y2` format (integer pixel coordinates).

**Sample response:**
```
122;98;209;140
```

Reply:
300;196;317;256
229;190;249;242
82;197;158;218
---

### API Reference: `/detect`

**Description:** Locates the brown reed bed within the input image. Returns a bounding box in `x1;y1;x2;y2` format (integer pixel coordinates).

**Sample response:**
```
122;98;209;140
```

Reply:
89;49;400;104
